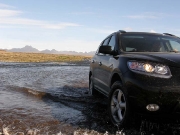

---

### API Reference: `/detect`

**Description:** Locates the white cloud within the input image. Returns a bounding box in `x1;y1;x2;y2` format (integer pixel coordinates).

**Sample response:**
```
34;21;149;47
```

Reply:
0;18;43;25
0;17;80;29
0;4;80;30
0;3;15;9
0;9;22;17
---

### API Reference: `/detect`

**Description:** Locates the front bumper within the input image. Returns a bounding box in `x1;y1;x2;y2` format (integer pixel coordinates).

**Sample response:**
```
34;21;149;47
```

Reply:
123;69;180;116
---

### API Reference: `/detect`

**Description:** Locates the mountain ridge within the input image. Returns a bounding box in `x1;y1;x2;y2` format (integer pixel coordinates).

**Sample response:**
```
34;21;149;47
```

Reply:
7;45;95;56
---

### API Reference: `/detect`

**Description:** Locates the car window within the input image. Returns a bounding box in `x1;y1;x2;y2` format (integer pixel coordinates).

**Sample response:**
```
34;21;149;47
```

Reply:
108;35;116;50
121;34;180;52
169;40;180;52
97;37;111;55
95;42;103;54
103;38;110;46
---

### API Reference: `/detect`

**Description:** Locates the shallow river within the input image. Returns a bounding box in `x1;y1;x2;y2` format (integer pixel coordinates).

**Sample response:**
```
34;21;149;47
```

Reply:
0;63;180;135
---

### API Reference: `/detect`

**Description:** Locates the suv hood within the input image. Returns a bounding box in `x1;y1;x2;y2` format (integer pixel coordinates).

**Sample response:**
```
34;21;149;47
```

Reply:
123;52;180;67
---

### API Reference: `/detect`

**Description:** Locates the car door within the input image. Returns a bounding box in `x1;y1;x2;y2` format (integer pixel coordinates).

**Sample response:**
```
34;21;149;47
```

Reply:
93;37;111;94
98;34;118;94
91;43;102;87
93;35;116;94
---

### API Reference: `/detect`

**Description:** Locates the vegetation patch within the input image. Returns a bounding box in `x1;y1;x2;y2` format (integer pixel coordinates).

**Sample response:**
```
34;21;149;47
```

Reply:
0;51;91;62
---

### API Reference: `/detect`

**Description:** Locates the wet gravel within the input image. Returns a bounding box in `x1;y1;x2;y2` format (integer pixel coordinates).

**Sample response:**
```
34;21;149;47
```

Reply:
0;62;180;135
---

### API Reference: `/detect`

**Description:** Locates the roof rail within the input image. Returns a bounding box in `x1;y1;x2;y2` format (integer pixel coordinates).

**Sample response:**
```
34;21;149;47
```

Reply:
163;33;176;36
118;30;126;33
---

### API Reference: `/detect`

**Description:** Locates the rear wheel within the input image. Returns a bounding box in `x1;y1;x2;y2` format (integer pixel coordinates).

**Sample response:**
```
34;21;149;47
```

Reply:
108;81;130;127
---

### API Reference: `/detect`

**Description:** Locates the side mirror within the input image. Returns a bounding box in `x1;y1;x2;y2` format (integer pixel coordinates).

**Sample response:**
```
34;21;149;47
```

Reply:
99;46;112;54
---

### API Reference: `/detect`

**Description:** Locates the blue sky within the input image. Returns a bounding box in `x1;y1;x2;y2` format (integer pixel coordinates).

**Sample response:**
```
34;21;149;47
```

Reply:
0;0;180;52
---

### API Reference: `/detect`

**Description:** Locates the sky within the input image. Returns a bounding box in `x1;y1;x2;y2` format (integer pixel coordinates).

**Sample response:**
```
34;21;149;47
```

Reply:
0;0;180;52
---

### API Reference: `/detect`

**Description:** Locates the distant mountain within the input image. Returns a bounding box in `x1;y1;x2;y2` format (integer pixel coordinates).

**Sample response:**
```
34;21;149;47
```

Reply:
7;45;95;56
41;49;59;54
57;51;95;56
9;45;39;53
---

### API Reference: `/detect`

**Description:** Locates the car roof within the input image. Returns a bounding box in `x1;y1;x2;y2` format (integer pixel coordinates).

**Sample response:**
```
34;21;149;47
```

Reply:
116;31;180;38
121;32;162;35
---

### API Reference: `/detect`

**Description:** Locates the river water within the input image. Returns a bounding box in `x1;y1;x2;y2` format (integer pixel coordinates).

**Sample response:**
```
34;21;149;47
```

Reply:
0;63;117;135
0;62;180;135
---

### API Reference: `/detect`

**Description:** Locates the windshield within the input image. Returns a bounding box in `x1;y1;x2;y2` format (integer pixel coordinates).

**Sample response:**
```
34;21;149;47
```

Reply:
121;34;180;53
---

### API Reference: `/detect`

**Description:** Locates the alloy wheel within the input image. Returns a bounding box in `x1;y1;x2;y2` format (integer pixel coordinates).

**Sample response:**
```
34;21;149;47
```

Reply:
110;89;126;123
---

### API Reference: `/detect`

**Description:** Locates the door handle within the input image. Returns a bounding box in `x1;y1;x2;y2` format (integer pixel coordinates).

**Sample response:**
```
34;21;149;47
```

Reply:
99;62;102;66
109;64;113;69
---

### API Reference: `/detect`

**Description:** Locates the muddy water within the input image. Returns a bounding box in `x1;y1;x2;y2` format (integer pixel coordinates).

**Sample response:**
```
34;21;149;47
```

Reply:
0;63;117;135
0;62;180;135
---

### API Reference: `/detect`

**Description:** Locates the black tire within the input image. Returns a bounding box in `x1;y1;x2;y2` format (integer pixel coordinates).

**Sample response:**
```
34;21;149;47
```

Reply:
89;76;98;96
108;81;131;127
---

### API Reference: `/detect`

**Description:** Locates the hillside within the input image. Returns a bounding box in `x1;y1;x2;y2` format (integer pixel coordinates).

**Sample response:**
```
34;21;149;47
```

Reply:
7;45;95;56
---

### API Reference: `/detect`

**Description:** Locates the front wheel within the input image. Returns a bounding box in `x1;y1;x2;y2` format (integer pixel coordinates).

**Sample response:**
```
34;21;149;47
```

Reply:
108;81;131;127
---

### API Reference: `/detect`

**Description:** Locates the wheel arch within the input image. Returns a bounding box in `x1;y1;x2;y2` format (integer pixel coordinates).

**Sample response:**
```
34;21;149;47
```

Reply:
110;72;123;88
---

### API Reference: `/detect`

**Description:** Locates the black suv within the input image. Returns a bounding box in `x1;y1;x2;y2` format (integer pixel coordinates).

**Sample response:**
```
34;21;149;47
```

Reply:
89;30;180;127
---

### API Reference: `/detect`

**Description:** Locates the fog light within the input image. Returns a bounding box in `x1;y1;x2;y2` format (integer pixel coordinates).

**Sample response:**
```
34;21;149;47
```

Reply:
146;104;159;111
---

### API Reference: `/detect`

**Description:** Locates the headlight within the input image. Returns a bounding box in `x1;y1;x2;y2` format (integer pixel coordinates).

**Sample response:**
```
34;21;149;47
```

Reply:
127;61;171;78
143;64;154;73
